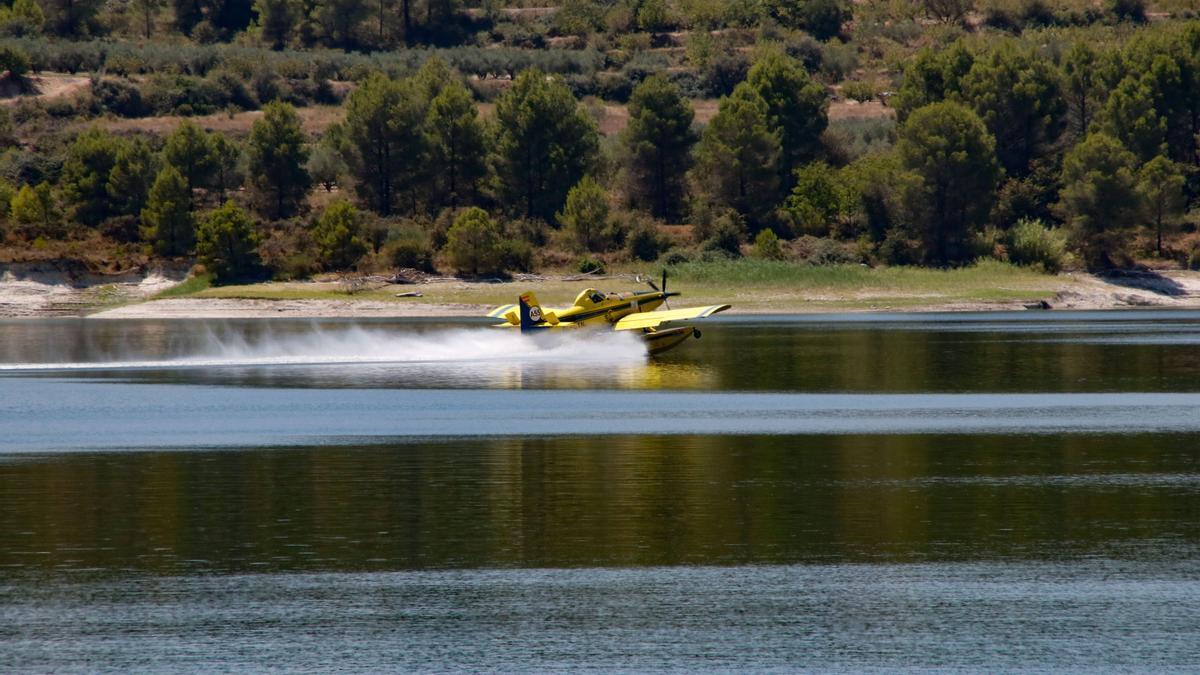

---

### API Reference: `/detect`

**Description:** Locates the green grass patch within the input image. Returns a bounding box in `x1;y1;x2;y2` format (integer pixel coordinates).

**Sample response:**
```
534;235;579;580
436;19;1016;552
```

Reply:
154;273;213;299
665;259;1054;290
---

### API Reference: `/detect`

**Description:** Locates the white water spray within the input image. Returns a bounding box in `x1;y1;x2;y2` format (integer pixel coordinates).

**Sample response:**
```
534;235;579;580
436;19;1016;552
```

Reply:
0;324;649;372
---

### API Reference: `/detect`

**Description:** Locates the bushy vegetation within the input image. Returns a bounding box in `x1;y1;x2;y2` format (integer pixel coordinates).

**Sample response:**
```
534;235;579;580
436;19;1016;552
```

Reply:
3;0;1200;282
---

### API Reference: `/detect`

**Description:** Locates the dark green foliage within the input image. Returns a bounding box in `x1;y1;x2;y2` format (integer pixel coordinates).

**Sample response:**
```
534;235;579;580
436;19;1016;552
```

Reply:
254;0;299;49
576;256;604;274
493;69;599;222
341;73;428;215
745;49;828;180
893;42;975;123
426;78;486;209
209;133;243;201
1110;0;1146;23
247;100;311;219
622;74;696;221
692;83;781;227
384;225;434;271
626;218;668;261
763;0;848;40
42;0;104;36
960;46;1066;178
312;199;367;270
923;0;973;23
1138;155;1185;255
702;212;746;257
141;166;195;256
60;127;123;227
107;138;158;218
1058;133;1143;269
897;102;1001;266
0;44;30;80
196;201;263;282
1099;75;1166;162
1062;43;1103;140
163;121;217;207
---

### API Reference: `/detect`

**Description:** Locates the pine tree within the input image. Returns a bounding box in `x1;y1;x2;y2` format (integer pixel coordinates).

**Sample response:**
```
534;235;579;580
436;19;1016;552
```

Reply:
622;74;696;221
107;138;158;218
140;166;195;256
196;201;262;282
426;79;487;208
692;83;781;227
341;73;428;215
312;199;367;270
744;49;828;182
897;102;1000;265
163;121;218;209
247;101;311;219
493;69;599;222
1058;133;1144;269
60;127;123;227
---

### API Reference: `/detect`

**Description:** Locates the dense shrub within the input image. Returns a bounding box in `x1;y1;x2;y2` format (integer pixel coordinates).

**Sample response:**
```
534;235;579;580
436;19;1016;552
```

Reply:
1008;218;1067;273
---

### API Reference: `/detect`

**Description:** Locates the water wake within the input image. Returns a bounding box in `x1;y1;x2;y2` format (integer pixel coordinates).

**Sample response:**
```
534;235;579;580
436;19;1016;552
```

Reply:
0;325;648;372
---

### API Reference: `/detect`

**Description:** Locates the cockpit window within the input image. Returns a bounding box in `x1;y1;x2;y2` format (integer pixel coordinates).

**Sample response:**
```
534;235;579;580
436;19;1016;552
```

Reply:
590;292;605;304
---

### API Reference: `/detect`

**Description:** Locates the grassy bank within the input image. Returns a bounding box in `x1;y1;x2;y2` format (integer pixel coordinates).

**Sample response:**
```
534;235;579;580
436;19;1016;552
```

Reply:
174;260;1069;313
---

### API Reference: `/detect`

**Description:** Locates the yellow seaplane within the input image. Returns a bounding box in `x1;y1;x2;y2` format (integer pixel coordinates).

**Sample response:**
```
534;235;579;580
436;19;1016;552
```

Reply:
487;272;731;355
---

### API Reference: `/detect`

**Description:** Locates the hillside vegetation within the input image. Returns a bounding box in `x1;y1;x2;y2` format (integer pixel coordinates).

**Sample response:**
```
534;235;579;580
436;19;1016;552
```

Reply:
2;0;1200;283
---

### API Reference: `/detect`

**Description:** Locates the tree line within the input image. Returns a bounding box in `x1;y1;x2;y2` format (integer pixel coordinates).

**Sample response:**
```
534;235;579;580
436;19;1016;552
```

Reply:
6;24;1200;279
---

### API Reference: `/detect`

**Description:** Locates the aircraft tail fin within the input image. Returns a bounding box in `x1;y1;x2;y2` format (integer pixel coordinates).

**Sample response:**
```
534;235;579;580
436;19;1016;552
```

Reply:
518;292;542;333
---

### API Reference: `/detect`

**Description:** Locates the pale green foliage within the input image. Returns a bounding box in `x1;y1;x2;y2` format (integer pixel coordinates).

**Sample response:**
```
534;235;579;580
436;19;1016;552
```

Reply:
557;175;610;252
247;100;311;219
752;228;785;260
0;0;45;35
196;201;262;283
1099;75;1166;162
313;199;367;270
1058;133;1143;269
10;182;57;229
140;166;194;256
444;206;504;275
307;142;346;192
1008;218;1067;273
785;162;848;236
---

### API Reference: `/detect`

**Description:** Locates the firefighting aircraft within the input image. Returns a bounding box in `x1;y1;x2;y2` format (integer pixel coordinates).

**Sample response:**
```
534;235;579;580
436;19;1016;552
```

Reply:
487;271;730;355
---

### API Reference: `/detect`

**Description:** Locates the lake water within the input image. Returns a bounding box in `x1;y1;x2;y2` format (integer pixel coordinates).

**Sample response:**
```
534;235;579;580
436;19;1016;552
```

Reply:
2;312;1199;671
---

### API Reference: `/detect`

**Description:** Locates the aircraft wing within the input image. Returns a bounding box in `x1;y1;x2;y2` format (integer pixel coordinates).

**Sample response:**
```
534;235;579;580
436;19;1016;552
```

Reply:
613;304;731;331
487;304;519;322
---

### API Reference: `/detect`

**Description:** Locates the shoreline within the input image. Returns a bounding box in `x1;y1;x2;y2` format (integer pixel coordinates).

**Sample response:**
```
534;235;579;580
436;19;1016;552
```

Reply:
4;265;1200;320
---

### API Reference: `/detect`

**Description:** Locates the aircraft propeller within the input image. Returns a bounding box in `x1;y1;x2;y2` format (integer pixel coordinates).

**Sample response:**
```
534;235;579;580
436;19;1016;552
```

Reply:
646;269;670;308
